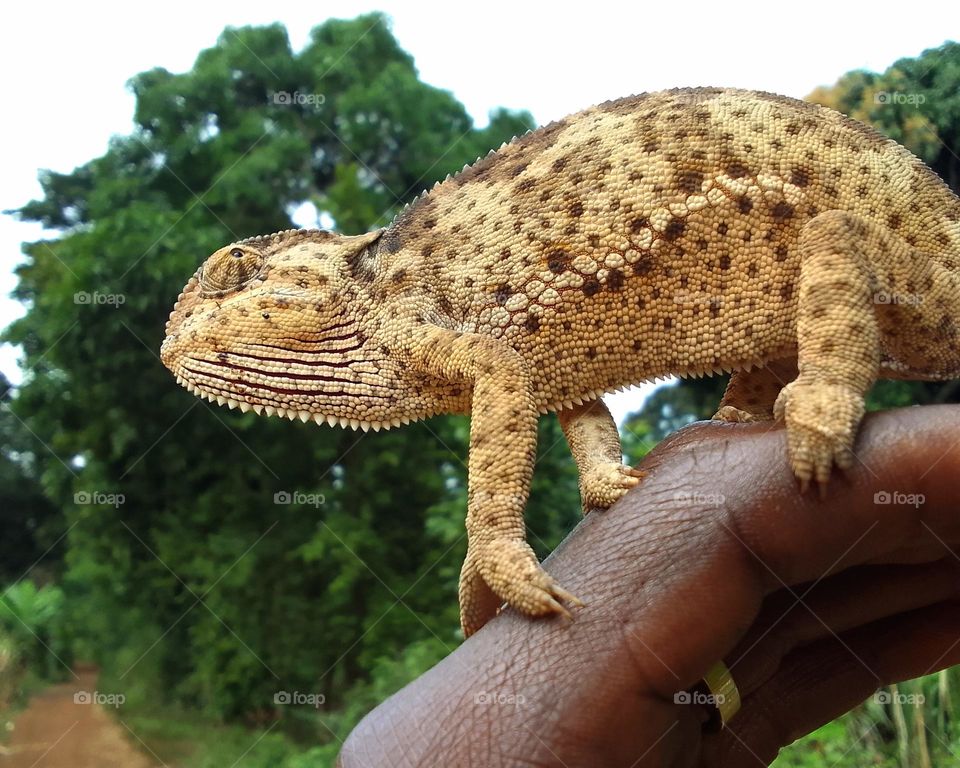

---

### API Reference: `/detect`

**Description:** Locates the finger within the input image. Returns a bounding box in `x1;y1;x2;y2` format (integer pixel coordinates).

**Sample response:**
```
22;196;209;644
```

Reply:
703;601;960;767
560;405;960;696
676;404;960;592
728;559;960;696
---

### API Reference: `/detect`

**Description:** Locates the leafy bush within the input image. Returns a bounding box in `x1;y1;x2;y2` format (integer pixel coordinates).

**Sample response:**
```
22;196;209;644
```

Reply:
0;581;70;679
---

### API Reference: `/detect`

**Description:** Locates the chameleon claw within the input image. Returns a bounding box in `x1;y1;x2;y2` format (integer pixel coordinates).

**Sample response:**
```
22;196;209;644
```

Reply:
550;583;585;609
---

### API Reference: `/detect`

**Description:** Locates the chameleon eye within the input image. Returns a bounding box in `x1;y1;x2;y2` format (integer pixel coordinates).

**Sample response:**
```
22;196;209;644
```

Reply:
199;246;264;295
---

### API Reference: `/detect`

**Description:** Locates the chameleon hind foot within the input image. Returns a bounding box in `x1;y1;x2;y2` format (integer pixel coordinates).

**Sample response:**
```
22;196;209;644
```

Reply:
459;538;583;637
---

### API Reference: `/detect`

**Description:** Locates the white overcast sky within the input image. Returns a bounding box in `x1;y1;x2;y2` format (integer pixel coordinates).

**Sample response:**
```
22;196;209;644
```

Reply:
1;1;955;421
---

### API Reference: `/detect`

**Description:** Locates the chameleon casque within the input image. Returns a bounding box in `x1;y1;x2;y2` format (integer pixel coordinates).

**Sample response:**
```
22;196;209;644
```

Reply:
162;87;960;637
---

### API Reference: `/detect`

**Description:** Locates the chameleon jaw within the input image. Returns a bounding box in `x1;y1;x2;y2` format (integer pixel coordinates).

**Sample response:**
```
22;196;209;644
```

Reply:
172;371;411;432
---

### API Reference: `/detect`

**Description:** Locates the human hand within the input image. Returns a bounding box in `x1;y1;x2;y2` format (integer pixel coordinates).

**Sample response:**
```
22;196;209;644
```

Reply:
340;405;960;767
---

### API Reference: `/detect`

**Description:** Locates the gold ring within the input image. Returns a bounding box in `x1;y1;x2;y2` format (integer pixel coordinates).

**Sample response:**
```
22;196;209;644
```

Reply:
702;661;741;727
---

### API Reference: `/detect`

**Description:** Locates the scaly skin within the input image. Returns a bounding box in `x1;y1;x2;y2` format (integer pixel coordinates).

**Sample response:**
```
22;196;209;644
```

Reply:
161;87;960;636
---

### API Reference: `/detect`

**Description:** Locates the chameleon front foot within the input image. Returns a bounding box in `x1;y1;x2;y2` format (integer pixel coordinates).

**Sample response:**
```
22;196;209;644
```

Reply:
459;538;583;637
579;462;647;513
773;378;863;493
713;405;761;423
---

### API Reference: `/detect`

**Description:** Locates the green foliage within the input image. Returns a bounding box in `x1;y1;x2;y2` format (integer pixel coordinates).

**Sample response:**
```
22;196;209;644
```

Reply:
4;13;958;767
0;627;20;712
0;581;70;679
0;375;62;583
807;41;960;194
775;673;960;767
2;9;559;746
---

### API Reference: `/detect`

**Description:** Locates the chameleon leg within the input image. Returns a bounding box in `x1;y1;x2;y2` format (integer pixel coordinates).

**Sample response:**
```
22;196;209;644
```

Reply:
408;325;581;636
713;359;798;423
557;399;645;514
774;210;960;492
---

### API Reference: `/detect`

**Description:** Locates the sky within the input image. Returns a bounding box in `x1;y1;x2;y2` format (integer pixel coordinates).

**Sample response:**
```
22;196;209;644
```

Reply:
0;1;955;422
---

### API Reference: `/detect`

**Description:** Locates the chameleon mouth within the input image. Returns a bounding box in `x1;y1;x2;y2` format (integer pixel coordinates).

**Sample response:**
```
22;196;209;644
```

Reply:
170;348;406;432
173;370;410;431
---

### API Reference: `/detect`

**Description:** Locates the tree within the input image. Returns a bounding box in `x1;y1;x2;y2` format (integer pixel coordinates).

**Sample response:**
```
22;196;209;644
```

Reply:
4;15;577;737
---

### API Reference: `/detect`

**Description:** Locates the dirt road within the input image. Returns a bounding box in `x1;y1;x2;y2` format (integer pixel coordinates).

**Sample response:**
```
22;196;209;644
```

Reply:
1;668;157;767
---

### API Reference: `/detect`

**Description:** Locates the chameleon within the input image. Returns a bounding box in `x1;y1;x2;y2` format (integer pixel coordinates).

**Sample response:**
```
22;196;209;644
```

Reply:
161;87;960;637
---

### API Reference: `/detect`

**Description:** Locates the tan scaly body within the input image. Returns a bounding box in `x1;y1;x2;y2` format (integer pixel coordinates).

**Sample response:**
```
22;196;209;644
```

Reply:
162;88;960;635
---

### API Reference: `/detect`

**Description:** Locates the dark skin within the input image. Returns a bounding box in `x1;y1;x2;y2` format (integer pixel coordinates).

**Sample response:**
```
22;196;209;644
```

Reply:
339;406;960;767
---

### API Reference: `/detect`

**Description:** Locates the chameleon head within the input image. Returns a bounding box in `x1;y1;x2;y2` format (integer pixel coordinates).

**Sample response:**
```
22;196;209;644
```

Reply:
160;227;397;429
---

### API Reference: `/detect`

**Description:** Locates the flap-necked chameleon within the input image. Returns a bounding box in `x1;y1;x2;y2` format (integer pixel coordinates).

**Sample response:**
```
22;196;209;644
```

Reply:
162;87;960;636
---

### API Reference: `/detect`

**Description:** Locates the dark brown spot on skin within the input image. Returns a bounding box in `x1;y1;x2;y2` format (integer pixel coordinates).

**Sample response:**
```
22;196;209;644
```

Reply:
719;254;731;270
500;248;511;261
790;168;810;187
772;202;795;222
582;279;601;297
515;178;535;193
607;269;625;291
390;269;407;284
547;250;571;273
774;245;789;261
677;170;704;193
780;283;794;301
738;197;753;214
632;254;654;276
663;317;673;330
643;141;659;153
726;161;749;179
382;230;402;254
494;284;512;305
552;157;568;172
423;218;437;229
888;213;901;229
630;216;649;233
525;315;540;332
570;201;584;217
718;222;729;236
663;218;686;241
